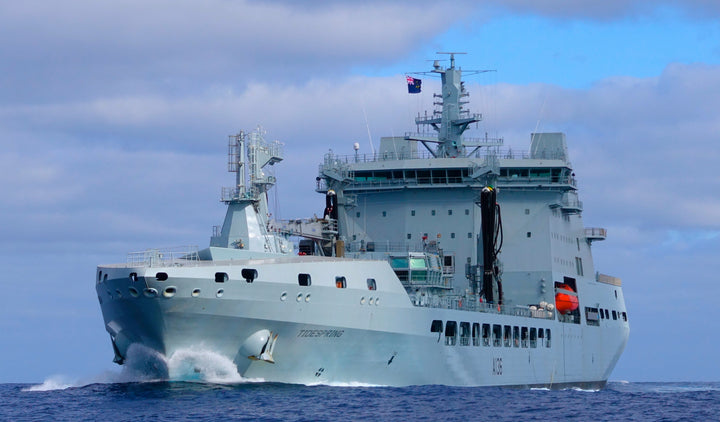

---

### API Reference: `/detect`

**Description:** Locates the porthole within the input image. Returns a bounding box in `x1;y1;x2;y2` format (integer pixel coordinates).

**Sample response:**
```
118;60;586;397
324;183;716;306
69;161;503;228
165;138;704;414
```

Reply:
115;289;122;298
129;287;139;297
191;288;201;297
305;294;311;303
280;292;287;301
375;298;380;306
369;297;375;305
360;296;366;305
143;288;158;297
296;293;303;302
163;286;177;298
216;289;224;298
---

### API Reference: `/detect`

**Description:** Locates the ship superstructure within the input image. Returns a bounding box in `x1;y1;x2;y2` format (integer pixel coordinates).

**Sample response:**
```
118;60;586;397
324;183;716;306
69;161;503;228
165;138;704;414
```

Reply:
96;54;629;387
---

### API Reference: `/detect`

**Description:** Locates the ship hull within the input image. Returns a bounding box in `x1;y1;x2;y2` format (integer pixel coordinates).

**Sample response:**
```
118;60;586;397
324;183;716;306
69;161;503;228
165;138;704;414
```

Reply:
96;258;628;387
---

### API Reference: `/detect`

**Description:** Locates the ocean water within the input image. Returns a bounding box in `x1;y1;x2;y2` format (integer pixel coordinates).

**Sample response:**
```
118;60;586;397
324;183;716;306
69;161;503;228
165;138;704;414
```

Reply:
3;380;719;421
3;350;718;421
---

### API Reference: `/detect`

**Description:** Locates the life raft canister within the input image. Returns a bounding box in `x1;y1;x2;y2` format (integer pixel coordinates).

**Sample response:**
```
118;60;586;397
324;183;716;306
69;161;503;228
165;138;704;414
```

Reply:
555;283;579;315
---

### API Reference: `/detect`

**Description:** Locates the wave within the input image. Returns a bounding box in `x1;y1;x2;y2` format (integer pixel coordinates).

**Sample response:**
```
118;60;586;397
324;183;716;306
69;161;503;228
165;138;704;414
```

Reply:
23;345;263;391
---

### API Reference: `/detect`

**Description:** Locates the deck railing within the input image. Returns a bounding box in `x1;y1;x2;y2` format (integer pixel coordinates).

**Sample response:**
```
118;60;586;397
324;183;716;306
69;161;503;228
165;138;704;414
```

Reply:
126;245;200;267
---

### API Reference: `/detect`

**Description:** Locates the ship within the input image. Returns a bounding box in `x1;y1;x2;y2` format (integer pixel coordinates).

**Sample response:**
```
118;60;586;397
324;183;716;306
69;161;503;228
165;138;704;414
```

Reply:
96;53;629;388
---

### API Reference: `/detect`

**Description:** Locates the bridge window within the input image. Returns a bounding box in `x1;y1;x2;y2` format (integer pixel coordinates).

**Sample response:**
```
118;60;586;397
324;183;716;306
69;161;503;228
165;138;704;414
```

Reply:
335;276;347;289
513;326;520;347
622;312;627;321
538;328;545;346
503;325;511;347
612;310;617;320
465;209;469;215
298;273;311;286
521;327;529;347
431;210;436;216
451;233;455;239
382;211;387;217
448;209;453;216
411;210;415;216
468;233;472;238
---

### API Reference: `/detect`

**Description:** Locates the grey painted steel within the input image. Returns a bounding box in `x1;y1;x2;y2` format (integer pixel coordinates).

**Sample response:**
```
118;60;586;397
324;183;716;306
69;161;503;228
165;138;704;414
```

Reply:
96;54;629;387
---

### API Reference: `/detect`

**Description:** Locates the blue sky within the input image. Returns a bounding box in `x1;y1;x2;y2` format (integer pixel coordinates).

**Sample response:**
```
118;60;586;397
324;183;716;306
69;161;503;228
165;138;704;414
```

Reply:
1;0;719;384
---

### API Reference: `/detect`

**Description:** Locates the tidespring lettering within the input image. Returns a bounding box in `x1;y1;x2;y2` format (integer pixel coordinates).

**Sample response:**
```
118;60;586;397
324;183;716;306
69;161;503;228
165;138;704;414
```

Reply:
296;329;345;338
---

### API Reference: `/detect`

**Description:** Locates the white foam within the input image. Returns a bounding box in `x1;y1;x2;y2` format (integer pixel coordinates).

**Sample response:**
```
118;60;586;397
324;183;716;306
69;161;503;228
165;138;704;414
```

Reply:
23;375;75;392
166;347;245;383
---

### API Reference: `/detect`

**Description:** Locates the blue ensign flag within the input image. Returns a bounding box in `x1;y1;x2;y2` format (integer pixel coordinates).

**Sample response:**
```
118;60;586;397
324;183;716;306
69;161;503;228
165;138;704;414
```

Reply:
406;76;421;93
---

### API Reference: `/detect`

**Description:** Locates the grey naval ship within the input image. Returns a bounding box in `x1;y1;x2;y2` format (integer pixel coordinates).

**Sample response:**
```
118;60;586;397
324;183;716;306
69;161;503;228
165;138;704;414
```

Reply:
96;53;629;388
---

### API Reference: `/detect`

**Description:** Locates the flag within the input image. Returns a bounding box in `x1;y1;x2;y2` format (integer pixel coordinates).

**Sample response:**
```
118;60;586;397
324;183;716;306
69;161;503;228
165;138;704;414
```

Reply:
406;76;421;94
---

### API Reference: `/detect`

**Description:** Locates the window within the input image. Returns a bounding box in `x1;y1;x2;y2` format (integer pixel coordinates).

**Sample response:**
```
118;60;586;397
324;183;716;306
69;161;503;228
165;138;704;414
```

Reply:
242;268;257;283
430;320;443;342
530;328;537;348
431;210;436;216
407;233;412;239
521;327;529;348
129;272;138;282
451;233;455;239
411;210;415;216
527;232;532;238
612;310;617;320
356;212;360;218
546;329;552;348
492;324;502;347
468;232;472;238
366;278;376;290
448;209;453;216
445;321;457;346
605;309;610;319
215;272;228;283
460;322;471;346
382;211;387;217
465;209;469;215
335;276;347;289
525;208;530;215
513;326;520;348
472;323;480;346
482;323;490;346
622;312;628;322
503;325;511;347
156;272;168;281
298;273;311;286
585;307;600;326
538;328;545;347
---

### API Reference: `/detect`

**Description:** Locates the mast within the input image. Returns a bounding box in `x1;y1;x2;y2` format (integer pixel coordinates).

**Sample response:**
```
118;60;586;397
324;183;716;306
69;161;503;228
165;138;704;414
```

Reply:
413;52;482;158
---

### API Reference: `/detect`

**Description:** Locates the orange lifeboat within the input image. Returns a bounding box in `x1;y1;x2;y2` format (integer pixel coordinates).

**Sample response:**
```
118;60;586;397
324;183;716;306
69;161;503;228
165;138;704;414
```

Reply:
555;284;579;314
